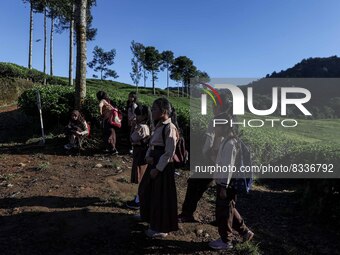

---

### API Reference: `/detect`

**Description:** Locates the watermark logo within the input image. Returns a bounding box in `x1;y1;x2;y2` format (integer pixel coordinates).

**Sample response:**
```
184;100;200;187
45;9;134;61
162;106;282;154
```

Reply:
201;83;312;116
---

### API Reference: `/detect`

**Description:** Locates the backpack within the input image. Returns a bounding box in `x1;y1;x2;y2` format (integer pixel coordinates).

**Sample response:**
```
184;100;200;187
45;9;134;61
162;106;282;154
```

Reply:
109;107;123;128
162;123;188;168
222;138;253;193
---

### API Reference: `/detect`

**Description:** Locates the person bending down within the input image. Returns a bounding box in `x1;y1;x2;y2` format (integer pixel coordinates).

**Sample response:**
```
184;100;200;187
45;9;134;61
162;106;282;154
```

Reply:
64;110;89;150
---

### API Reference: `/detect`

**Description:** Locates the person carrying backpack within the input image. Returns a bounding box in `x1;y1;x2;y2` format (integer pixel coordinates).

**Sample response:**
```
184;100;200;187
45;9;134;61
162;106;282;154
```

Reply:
209;111;254;250
138;97;179;238
178;95;232;223
96;91;121;155
161;106;188;169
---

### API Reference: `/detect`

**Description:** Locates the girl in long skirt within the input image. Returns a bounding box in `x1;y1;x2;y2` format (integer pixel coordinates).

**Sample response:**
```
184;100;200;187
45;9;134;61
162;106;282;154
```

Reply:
126;105;152;209
138;98;179;238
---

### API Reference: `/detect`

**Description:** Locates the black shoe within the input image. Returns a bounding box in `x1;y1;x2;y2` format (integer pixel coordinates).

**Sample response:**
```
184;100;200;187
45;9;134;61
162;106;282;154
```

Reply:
126;199;140;210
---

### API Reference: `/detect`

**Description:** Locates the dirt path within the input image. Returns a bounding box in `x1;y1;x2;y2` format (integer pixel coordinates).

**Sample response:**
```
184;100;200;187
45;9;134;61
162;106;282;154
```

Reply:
0;139;339;255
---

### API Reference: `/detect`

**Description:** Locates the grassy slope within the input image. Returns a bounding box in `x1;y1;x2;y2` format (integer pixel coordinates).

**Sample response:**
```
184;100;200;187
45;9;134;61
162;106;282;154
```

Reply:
242;113;340;145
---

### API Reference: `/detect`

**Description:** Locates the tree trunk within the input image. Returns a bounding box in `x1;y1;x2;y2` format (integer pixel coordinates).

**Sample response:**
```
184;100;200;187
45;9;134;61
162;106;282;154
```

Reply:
28;3;33;69
43;6;47;84
186;81;189;97
50;14;54;76
182;81;184;97
69;4;74;86
75;0;87;110
152;70;155;95
167;67;169;97
177;83;179;97
143;69;146;87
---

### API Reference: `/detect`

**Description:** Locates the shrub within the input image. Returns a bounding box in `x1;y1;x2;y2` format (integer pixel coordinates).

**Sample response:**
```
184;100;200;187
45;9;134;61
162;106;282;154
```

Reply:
0;62;67;86
18;85;74;126
0;77;35;105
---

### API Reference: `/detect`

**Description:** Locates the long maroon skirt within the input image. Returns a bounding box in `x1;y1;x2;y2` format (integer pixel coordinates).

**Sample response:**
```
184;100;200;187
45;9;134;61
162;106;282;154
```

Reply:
138;148;178;233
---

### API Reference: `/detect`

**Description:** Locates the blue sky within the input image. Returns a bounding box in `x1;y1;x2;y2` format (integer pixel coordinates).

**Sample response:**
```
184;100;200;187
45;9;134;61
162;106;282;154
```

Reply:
1;0;340;88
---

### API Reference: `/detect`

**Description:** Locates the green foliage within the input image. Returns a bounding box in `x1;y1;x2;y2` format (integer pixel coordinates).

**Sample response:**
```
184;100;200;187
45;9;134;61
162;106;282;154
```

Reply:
88;46;118;80
170;56;197;86
0;77;35;105
18;85;74;124
234;242;261;255
0;62;67;86
130;41;145;86
18;81;191;137
251;56;340;118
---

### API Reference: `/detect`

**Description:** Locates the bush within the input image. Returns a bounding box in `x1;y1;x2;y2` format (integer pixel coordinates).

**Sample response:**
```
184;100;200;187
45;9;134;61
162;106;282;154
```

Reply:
0;62;67;86
18;85;75;126
0;77;35;105
19;85;192;140
0;63;26;79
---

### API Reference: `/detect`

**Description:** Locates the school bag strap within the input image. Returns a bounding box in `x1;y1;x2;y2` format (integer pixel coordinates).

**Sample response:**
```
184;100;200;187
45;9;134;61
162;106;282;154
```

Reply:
162;123;188;168
221;137;253;193
161;123;171;147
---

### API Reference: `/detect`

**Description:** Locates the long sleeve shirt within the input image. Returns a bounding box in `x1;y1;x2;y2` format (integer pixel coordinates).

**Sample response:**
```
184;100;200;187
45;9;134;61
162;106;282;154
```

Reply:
67;120;89;136
214;138;238;187
131;123;150;145
146;118;178;172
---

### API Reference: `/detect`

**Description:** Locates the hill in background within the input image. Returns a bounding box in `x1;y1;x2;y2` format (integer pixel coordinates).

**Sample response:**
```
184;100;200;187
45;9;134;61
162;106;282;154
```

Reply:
242;56;340;118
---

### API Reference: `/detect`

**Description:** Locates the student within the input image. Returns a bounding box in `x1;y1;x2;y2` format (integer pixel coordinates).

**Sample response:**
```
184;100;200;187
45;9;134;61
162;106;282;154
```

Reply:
96;91;118;155
178;95;233;223
138;97;179;238
127;91;138;154
126;105;152;210
209;111;254;250
64;110;89;150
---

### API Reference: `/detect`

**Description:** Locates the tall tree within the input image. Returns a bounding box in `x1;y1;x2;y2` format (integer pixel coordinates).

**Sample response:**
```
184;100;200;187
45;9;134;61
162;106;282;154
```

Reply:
43;3;47;80
55;0;97;86
144;46;162;95
130;41;147;87
69;3;75;86
75;0;87;109
49;9;54;76
130;40;145;91
196;70;210;83
130;58;142;91
88;46;118;80
161;50;174;97
46;0;63;77
28;1;34;69
170;56;197;97
23;0;39;69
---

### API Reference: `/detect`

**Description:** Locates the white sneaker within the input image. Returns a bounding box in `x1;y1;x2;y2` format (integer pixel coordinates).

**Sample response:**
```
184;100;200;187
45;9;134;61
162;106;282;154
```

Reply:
209;238;233;250
145;228;168;238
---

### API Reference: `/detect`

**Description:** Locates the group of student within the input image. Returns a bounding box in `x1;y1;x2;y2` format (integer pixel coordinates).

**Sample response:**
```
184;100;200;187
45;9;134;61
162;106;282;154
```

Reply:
63;90;254;251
